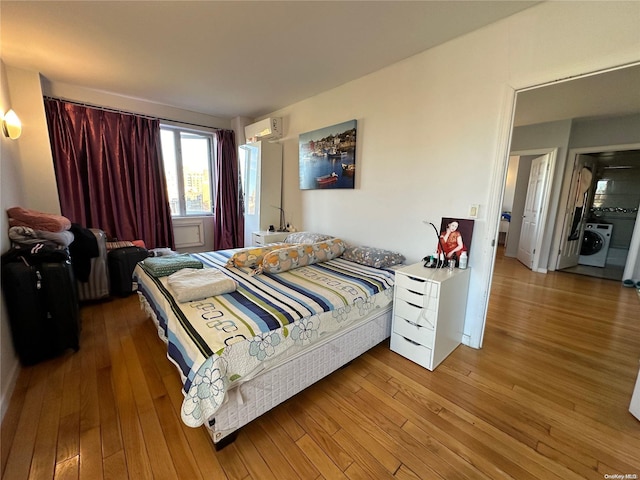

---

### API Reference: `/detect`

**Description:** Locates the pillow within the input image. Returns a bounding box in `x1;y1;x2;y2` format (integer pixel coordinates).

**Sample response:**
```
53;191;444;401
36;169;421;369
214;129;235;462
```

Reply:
283;232;334;244
226;244;293;268
7;206;71;233
142;254;203;277
258;238;347;274
342;246;405;269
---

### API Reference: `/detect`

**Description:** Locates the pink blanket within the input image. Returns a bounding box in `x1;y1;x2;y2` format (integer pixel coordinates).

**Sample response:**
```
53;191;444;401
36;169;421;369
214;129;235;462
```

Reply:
7;206;71;233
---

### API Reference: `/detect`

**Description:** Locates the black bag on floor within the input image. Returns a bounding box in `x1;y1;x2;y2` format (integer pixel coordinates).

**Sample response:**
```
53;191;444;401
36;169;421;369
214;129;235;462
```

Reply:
108;246;149;297
1;250;81;365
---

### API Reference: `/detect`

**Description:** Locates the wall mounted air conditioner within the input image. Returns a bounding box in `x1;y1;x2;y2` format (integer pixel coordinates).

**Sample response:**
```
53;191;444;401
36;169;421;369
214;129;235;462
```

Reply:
244;117;283;143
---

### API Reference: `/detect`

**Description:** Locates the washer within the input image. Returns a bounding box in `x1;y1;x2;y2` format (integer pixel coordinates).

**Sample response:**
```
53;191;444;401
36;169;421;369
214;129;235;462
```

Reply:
578;223;613;267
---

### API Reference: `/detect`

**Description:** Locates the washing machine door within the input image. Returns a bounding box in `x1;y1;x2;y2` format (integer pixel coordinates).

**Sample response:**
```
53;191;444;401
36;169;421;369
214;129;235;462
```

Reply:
580;230;603;256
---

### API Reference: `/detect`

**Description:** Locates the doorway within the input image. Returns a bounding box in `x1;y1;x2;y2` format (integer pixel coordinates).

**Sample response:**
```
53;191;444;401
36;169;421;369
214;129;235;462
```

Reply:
556;148;640;281
480;63;640;349
501;150;557;273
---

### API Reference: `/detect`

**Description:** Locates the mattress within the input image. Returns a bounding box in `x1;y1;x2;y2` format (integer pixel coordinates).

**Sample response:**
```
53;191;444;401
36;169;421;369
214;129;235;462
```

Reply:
133;248;396;427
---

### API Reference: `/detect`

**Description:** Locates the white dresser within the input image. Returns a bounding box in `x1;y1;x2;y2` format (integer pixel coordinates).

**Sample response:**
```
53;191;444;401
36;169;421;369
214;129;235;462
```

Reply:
252;231;289;246
390;263;470;371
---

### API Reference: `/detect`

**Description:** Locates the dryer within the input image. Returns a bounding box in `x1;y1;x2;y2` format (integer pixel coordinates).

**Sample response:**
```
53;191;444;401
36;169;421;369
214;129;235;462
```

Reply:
578;223;613;267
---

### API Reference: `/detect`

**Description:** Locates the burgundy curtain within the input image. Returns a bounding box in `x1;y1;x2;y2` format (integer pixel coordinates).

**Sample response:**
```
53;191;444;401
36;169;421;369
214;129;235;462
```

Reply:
44;98;174;249
213;129;243;249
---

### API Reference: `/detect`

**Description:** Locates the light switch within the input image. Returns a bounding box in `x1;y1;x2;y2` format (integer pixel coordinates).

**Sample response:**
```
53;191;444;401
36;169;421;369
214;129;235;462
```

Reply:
469;204;479;218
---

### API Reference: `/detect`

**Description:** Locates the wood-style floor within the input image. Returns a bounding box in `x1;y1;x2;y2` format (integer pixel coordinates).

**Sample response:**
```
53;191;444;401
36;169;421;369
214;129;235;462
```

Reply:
2;253;639;479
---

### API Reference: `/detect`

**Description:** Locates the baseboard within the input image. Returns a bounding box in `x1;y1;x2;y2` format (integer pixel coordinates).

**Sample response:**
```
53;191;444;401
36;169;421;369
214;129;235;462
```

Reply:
0;357;20;423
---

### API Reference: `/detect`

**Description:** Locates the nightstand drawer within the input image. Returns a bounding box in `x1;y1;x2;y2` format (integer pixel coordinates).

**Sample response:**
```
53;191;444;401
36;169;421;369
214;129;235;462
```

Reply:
252;231;289;246
394;298;436;328
390;333;433;370
393;316;435;347
395;287;438;312
396;274;439;298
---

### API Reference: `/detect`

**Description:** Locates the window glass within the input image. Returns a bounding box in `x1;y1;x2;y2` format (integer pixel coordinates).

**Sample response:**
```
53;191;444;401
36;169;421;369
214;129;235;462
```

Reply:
160;126;215;217
161;129;180;216
180;132;212;215
238;145;257;215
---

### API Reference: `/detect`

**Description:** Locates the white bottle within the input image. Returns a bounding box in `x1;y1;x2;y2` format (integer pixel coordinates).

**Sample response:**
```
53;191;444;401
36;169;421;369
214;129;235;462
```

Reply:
459;252;468;269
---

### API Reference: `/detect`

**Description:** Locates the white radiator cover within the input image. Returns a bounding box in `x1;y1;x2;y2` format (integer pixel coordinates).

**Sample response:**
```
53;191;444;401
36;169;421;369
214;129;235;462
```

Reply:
173;219;205;249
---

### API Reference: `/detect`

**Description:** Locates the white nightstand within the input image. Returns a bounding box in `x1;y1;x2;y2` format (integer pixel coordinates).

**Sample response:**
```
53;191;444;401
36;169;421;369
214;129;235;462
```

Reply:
390;263;470;371
252;231;290;246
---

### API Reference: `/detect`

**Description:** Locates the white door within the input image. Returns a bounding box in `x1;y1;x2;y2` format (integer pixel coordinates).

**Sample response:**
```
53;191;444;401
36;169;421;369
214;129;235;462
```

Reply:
556;155;597;270
517;154;551;269
239;144;260;247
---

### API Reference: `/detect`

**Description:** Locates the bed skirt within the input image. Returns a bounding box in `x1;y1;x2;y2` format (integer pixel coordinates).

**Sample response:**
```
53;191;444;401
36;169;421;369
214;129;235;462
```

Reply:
205;303;392;445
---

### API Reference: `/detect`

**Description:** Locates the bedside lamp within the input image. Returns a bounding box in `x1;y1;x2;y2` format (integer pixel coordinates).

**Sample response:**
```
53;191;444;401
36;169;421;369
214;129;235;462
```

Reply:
2;109;22;140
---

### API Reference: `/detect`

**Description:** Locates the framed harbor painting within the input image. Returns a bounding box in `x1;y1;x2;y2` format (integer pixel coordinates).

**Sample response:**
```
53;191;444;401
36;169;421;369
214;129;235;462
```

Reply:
299;119;357;190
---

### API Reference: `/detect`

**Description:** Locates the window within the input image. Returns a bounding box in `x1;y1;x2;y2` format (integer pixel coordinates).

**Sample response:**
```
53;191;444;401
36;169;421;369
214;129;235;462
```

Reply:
160;126;216;217
596;179;609;195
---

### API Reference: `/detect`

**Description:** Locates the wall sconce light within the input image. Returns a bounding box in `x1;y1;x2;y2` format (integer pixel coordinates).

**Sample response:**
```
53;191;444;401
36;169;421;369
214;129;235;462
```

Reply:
2;109;22;140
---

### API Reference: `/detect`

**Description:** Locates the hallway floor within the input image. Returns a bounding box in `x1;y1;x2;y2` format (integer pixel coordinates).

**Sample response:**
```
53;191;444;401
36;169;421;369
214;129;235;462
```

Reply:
559;262;625;282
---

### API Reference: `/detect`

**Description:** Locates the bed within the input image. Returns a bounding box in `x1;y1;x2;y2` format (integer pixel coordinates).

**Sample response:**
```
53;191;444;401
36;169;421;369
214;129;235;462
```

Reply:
133;241;400;447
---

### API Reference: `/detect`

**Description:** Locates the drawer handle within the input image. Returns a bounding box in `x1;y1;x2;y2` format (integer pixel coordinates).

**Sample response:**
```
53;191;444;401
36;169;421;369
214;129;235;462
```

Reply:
402;337;421;346
406;275;426;283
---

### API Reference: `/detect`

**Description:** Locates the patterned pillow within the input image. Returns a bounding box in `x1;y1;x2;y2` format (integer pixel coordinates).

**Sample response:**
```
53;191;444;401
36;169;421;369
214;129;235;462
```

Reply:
226;244;293;268
258;238;347;274
283;232;334;244
342;246;405;269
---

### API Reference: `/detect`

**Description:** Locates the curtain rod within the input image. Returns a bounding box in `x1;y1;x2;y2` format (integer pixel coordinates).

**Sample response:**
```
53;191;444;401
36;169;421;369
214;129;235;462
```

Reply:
43;96;228;132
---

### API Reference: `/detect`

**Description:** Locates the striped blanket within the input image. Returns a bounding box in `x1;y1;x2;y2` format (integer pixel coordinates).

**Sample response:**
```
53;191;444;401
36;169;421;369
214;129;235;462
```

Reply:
133;248;396;427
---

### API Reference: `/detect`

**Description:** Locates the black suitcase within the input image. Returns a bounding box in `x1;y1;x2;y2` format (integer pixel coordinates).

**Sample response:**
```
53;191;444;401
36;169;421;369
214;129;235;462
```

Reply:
1;254;81;365
108;246;149;296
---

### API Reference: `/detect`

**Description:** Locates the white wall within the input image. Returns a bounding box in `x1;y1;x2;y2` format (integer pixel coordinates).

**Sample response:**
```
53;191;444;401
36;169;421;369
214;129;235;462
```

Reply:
5;67;59;214
569;114;640;149
505;155;533;258
0;61;26;420
503;156;519;214
265;1;640;347
43;80;231;131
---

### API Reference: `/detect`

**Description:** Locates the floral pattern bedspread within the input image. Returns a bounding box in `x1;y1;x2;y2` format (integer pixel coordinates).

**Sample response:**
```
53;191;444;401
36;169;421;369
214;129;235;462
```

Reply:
133;248;395;427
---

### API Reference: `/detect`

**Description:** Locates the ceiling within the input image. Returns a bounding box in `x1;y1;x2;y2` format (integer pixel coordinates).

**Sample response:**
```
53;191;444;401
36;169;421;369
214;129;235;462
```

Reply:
1;1;540;119
513;64;640;127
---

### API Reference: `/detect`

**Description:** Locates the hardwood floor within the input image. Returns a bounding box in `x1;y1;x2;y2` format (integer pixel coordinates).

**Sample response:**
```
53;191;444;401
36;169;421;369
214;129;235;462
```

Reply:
2;253;639;479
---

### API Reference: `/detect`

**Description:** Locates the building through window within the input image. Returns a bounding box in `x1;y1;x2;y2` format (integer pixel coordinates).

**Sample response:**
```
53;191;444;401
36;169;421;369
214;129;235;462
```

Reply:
160;126;216;217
